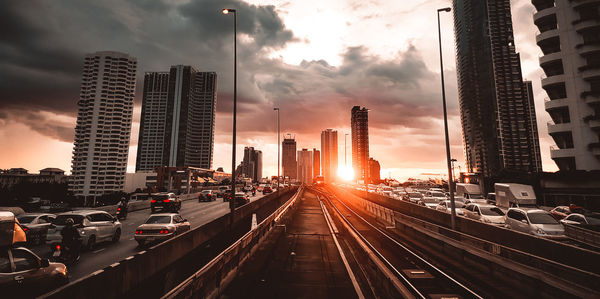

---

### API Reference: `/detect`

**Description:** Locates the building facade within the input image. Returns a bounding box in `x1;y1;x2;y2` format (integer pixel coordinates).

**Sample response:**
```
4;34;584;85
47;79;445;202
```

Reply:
136;66;217;171
313;148;321;178
321;129;338;183
238;147;263;182
531;0;600;171
69;51;137;199
453;0;543;177
282;136;297;180
368;158;381;184
0;168;68;189
297;149;313;185
351;106;370;181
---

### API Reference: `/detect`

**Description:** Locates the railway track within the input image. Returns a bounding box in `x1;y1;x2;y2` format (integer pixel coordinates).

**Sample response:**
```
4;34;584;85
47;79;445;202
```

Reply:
313;187;483;299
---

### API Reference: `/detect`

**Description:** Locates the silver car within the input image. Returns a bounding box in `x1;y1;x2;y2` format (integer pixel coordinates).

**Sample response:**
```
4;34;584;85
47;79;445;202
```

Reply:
134;213;190;247
16;213;56;245
46;210;122;250
464;203;505;225
505;208;566;239
435;200;465;215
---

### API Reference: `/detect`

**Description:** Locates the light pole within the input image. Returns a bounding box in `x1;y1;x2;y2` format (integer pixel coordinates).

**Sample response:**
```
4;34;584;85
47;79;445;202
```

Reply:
223;8;237;229
437;7;457;230
344;133;348;167
450;158;457;183
274;107;280;196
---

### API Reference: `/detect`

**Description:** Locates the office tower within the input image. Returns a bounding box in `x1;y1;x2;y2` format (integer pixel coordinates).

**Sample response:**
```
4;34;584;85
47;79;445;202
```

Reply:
368;158;381;184
531;0;600;171
524;81;543;172
70;51;137;199
313;148;321;178
321;129;338;183
453;0;543;177
136;66;217;171
297;149;313;185
239;147;262;182
351;106;369;181
282;136;297;179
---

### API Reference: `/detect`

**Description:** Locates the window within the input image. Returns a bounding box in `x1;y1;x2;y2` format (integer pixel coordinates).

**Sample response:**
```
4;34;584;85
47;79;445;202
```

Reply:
174;215;184;223
528;212;558;224
12;249;39;272
507;210;526;222
0;250;11;273
88;213;107;222
567;215;584;224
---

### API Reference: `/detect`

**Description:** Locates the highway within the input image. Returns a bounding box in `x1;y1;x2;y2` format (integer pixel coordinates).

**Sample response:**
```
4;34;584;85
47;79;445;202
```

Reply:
27;192;267;281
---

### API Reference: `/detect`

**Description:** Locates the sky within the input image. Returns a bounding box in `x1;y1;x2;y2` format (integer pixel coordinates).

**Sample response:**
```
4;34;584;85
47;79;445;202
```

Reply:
0;0;558;181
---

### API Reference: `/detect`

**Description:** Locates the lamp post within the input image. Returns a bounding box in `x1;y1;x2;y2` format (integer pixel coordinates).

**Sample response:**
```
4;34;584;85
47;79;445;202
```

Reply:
274;107;280;196
450;158;457;183
344;133;348;167
223;8;237;229
437;7;456;230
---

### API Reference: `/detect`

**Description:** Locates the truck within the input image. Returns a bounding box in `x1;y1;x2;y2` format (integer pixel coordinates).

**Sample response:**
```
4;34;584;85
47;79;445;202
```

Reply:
494;183;537;209
455;183;484;200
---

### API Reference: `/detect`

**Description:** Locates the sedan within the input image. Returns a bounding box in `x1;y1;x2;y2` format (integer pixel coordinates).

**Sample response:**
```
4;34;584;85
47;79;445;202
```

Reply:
464;203;505;225
46;210;122;250
16;213;56;245
505;208;566;239
233;192;250;208
198;190;217;202
134;213;190;247
560;213;600;225
435;200;465;215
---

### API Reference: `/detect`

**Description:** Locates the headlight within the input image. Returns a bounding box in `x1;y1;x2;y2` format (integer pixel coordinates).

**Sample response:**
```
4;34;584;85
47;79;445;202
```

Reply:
536;228;546;235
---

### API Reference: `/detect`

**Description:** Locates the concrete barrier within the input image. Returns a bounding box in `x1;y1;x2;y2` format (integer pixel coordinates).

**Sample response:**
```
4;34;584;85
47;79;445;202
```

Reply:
41;187;297;299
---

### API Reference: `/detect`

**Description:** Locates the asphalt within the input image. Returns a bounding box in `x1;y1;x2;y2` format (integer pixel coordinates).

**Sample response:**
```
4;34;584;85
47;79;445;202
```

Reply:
220;191;359;299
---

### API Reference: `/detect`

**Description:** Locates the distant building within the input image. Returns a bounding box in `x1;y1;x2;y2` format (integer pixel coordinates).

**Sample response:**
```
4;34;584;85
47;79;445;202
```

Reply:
297;149;313;185
368;158;381;184
313;148;321;178
238;147;262;182
351;106;369;182
321;129;338;183
453;0;542;177
136;66;217;171
282;136;297;180
531;0;600;171
0;168;68;189
124;171;157;193
69;51;137;200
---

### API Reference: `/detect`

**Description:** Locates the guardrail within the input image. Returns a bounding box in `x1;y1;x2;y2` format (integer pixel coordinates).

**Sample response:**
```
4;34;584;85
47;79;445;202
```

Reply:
41;187;297;299
564;223;600;248
163;187;305;299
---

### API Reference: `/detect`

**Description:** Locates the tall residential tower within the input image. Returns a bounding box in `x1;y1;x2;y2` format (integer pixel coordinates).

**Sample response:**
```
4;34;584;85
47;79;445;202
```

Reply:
321;129;338;183
351;106;370;181
282;136;297;180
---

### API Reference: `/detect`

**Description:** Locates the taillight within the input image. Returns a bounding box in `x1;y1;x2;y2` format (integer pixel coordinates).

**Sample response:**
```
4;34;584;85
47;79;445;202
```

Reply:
163;199;170;203
117;207;121;211
151;199;156;203
23;227;28;231
159;229;170;234
135;230;141;234
56;244;61;250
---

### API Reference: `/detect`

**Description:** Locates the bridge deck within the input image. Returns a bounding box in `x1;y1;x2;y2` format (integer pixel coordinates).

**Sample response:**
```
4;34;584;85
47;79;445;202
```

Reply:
219;191;359;299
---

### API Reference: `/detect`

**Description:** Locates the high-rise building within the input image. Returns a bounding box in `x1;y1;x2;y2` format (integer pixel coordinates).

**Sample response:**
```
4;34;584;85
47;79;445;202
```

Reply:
368;157;381;184
313;148;321;178
321;129;338;183
70;51;137;199
531;0;600;171
453;0;543;177
297;149;313;185
351;106;369;181
282;136;297;180
136;66;217;171
238;147;262;182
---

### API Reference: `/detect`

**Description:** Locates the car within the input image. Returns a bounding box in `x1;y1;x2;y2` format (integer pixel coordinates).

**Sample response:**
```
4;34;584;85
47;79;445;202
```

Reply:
403;192;423;203
16;213;56;245
262;186;273;195
464;203;505;225
424;191;447;201
134;213;190;247
435;200;466;215
418;197;442;209
549;206;571;220
0;246;68;297
46;210;122;250
216;186;230;198
505;208;566;239
242;185;253;192
560;213;600;225
223;190;235;202
151;193;181;213
198;190;217;202
233;192;249;208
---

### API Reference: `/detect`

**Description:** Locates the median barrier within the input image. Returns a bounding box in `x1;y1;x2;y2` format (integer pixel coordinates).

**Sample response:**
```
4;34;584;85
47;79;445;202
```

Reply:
41;187;297;299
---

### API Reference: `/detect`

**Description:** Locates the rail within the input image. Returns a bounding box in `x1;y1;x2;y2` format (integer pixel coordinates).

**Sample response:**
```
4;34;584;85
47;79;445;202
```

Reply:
564;223;600;249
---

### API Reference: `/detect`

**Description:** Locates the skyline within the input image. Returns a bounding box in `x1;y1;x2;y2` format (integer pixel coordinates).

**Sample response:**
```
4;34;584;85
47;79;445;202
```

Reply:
0;0;561;181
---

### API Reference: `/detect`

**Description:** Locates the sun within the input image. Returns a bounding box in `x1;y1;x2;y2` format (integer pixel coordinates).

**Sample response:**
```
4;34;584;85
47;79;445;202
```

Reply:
337;165;354;181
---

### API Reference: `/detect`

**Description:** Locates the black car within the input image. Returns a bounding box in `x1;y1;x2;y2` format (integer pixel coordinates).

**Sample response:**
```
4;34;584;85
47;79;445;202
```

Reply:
198;190;217;202
233;192;249;208
151;193;181;213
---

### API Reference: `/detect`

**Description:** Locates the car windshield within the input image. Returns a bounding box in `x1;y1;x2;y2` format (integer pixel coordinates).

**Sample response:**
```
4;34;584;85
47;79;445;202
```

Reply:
145;216;171;224
431;192;445;197
421;197;439;204
470;194;485;199
408;193;423;198
54;215;84;225
480;207;504;216
446;201;465;208
152;194;169;200
528;212;558;224
17;216;37;224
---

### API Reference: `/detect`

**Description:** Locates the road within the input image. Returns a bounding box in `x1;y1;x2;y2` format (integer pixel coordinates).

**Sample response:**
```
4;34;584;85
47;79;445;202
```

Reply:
27;192;268;281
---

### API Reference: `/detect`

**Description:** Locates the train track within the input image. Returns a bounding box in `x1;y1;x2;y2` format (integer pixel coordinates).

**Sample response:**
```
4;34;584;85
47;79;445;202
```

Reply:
313;187;483;299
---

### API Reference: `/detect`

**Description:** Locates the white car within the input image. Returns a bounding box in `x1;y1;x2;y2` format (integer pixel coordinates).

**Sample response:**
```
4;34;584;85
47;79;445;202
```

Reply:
436;200;465;215
505;208;566;239
418;197;443;209
424;191;447;201
560;213;600;225
46;210;122;250
464;203;505;225
135;213;190;247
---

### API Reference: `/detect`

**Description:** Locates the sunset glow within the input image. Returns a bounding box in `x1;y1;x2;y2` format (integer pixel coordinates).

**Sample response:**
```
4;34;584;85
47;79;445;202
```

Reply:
337;165;354;181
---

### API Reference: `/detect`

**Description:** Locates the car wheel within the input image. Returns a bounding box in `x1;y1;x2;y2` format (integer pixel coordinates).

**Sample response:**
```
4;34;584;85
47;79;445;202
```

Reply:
112;228;121;243
87;235;96;251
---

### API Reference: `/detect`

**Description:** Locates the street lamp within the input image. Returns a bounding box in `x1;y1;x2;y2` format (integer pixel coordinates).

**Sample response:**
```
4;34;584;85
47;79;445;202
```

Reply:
274;107;280;196
223;8;237;229
437;7;457;230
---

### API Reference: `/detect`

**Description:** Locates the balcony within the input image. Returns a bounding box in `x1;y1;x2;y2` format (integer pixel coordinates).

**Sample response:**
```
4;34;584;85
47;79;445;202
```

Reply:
541;74;566;88
581;67;600;79
572;0;600;9
589;118;600;131
544;97;569;110
536;28;559;44
550;146;575;159
534;6;557;22
539;51;562;65
547;121;572;134
574;19;600;32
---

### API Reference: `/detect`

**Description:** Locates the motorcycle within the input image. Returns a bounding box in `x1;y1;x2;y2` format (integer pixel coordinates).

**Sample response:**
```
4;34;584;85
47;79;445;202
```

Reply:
116;206;127;220
52;241;81;265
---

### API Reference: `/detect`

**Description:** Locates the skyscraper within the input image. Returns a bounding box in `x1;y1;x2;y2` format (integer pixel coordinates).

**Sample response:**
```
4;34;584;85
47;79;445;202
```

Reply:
239;147;262;182
313;148;321;178
321;129;338;183
282;136;297;180
531;0;600;171
368;157;381;184
136;66;217;171
297;149;313;185
69;51;137;200
351;106;369;181
453;0;542;177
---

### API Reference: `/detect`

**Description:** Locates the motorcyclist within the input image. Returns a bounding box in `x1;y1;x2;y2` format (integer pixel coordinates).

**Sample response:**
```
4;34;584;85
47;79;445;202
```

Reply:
60;218;81;262
252;186;256;196
117;197;128;219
